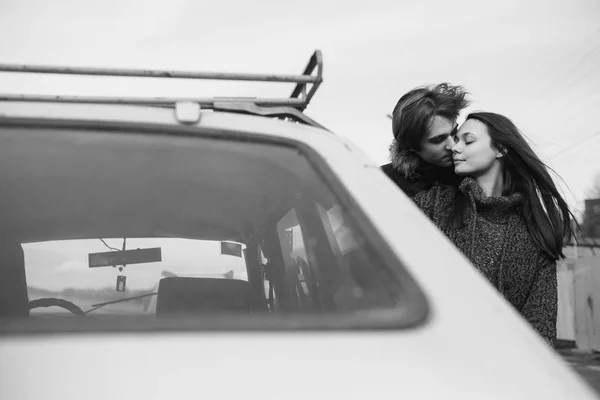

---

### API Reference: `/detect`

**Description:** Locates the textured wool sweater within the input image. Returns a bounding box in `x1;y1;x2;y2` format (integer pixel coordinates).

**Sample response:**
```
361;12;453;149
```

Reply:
413;177;557;346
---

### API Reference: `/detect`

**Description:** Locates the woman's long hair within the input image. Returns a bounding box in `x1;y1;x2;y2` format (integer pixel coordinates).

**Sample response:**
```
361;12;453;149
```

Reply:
450;112;575;260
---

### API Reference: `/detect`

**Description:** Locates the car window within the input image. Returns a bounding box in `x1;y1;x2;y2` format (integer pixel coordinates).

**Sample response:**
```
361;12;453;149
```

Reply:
0;124;424;332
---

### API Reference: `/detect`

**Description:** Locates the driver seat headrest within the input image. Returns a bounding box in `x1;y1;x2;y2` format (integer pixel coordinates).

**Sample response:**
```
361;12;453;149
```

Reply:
0;240;30;317
156;277;264;315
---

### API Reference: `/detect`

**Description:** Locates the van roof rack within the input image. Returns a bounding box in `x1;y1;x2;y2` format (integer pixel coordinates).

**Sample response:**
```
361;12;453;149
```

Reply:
0;50;325;128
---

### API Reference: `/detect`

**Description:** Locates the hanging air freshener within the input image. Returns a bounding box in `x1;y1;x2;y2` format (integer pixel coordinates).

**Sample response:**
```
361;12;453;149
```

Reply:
116;275;127;292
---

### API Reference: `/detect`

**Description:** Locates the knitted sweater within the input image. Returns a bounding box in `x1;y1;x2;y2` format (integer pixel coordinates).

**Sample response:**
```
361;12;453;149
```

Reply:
413;178;557;346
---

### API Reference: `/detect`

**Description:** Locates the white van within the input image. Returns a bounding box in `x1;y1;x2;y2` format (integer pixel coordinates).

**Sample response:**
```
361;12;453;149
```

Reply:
0;52;597;399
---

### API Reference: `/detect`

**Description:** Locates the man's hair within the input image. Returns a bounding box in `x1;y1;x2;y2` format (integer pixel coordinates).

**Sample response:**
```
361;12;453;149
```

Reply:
390;83;469;177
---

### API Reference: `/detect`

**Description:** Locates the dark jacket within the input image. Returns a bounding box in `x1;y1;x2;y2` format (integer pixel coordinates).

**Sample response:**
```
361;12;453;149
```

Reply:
413;178;557;346
381;162;458;197
382;139;460;197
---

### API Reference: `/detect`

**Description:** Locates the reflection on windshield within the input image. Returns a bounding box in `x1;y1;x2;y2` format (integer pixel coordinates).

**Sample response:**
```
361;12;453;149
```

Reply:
24;238;247;315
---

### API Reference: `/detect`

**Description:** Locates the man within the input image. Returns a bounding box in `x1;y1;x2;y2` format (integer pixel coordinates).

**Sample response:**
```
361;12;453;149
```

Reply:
381;83;470;197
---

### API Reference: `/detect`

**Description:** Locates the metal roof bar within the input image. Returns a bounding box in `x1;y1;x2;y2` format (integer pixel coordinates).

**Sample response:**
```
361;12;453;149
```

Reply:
290;50;323;111
0;94;305;107
213;102;329;130
0;50;323;110
0;64;317;84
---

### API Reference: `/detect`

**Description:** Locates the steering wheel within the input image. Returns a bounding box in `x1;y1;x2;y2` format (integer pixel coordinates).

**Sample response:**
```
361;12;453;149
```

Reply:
29;298;86;316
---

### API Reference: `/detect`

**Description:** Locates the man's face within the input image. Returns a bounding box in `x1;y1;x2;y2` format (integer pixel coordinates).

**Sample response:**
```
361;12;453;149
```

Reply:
416;116;457;168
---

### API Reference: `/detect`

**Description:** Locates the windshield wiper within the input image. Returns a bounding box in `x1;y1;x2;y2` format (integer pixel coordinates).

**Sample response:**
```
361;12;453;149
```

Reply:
85;292;157;314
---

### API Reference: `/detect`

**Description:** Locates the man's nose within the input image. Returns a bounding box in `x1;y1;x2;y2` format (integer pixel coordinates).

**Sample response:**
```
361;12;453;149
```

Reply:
444;136;455;150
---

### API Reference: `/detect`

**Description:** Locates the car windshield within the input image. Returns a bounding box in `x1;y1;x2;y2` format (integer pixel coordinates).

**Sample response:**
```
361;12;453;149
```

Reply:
0;123;421;332
24;238;249;316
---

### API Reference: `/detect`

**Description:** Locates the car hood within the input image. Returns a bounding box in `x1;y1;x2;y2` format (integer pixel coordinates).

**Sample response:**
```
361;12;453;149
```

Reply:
1;331;597;400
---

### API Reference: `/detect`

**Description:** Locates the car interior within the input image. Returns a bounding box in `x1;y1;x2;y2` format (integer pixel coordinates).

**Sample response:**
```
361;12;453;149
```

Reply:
0;123;407;330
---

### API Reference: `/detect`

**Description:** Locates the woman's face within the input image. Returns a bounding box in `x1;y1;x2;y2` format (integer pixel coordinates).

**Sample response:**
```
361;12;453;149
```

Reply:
451;119;503;177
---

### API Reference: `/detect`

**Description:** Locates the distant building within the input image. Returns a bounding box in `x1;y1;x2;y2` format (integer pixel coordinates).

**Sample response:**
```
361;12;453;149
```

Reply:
563;239;600;259
583;198;600;238
561;198;600;259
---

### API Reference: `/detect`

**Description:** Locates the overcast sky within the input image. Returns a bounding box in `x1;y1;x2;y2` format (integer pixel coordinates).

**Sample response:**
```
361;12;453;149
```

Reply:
1;0;599;214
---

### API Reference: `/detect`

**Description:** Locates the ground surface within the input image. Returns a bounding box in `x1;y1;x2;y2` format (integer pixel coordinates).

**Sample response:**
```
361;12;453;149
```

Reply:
558;348;600;395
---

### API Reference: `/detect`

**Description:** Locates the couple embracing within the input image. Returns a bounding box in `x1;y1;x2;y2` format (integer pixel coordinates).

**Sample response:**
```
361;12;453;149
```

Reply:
382;84;576;348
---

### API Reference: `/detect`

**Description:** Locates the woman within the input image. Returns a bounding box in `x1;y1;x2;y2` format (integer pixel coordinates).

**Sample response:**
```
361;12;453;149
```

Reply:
413;112;575;347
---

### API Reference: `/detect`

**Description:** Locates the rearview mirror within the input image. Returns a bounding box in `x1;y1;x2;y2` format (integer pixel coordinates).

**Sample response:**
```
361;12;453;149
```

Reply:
88;247;162;268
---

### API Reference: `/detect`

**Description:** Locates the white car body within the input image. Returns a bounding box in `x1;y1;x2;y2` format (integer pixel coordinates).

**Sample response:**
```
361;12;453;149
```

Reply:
0;101;597;400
